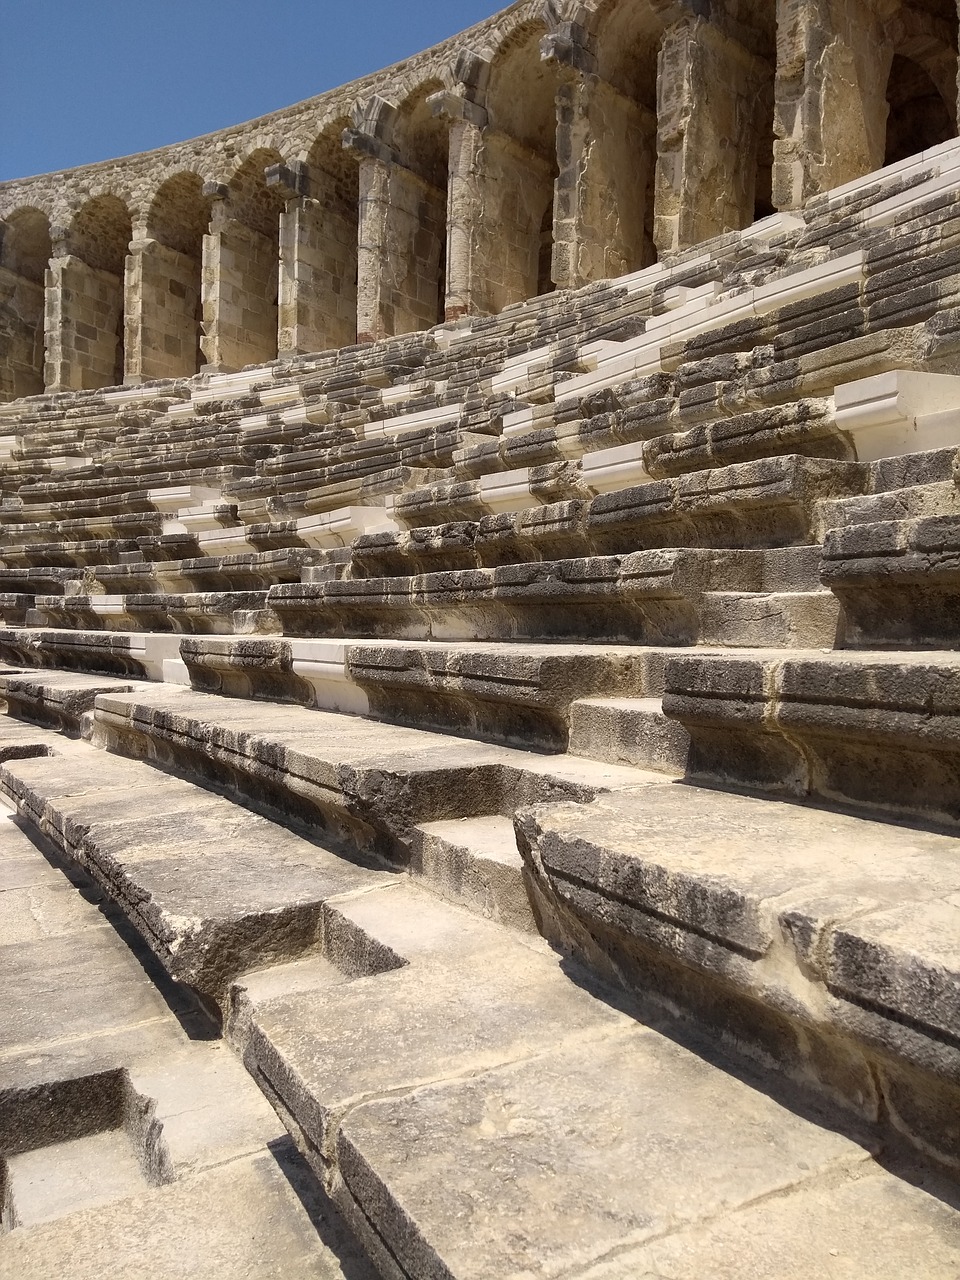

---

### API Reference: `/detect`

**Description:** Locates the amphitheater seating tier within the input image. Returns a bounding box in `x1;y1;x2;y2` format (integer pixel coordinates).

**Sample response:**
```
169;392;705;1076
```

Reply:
4;138;960;1274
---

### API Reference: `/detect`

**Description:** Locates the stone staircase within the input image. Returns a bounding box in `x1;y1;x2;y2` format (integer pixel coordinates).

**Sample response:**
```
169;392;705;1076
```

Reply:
2;144;960;1274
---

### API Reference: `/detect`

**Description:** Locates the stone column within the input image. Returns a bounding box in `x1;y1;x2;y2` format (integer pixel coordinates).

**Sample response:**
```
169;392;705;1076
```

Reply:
432;90;488;321
432;86;554;318
655;17;773;256
543;25;656;290
44;225;127;392
0;239;46;400
272;162;358;355
773;0;889;210
200;184;279;373
123;214;203;383
344;122;445;343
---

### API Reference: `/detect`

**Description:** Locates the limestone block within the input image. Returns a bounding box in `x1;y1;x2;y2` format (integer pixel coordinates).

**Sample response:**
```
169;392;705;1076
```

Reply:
834;370;960;460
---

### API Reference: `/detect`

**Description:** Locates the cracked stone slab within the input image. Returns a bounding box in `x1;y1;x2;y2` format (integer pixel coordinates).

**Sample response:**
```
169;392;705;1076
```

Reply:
0;1151;366;1280
335;1032;874;1280
517;783;960;1158
575;1164;960;1278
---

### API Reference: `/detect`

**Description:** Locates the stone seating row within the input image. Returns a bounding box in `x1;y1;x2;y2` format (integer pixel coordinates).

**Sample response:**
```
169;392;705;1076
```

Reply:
4;668;960;1199
1;436;956;656
3;712;948;1277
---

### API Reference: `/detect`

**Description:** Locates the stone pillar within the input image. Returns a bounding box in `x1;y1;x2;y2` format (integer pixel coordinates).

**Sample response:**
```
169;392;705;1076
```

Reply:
434;89;554;318
200;185;279;372
345;124;445;344
272;163;358;355
0;262;45;400
655;17;773;256
543;16;656;287
124;216;203;383
44;226;127;392
773;0;889;210
553;75;655;289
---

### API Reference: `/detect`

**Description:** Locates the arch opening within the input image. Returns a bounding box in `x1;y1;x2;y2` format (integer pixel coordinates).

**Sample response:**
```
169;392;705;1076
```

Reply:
61;195;133;389
208;148;285;370
295;121;360;351
140;173;212;379
482;23;560;308
591;0;663;272
389;82;450;333
0;207;51;399
885;53;956;165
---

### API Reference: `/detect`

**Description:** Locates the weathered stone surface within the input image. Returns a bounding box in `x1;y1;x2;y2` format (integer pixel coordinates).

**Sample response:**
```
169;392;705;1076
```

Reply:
3;7;960;1271
518;783;960;1159
336;1034;870;1280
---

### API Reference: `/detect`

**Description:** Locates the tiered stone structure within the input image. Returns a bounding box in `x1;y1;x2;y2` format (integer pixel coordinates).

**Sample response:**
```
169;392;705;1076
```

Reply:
2;1;960;1276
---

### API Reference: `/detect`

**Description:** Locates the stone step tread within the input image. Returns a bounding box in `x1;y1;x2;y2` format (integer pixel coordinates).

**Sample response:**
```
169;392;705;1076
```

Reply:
0;732;388;1004
568;696;691;776
818;480;960;528
335;1038;958;1280
520;783;960;1063
0;1152;361;1280
237;879;955;1279
91;685;665;850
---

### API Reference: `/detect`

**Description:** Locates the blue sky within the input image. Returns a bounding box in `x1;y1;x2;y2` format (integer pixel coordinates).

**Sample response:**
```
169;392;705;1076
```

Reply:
0;1;503;181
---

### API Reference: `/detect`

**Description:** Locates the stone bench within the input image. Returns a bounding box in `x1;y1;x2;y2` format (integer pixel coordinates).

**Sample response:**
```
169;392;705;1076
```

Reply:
271;548;762;643
519;780;960;1169
662;648;960;828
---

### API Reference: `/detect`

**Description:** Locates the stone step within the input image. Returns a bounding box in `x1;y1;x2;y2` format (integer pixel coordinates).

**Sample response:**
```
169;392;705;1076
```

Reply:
230;878;958;1278
270;548;763;645
518;781;960;1169
0;781;368;1277
661;647;960;827
568;696;691;773
817;480;960;531
822;513;960;647
0;733;384;1007
89;684;653;860
411;815;536;932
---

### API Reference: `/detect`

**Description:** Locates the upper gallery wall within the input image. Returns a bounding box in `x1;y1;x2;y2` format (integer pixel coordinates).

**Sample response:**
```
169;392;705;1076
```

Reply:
0;0;957;398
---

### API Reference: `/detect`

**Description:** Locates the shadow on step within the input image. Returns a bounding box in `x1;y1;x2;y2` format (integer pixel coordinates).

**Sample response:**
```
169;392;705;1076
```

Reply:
267;1135;379;1280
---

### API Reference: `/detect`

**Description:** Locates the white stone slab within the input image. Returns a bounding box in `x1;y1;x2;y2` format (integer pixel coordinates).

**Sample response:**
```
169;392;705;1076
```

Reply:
195;528;257;556
296;506;396;548
477;468;539;513
752;250;865;316
287;639;369;714
834;370;960;461
364;403;461;439
148;486;221;514
741;212;806;242
580;443;652;493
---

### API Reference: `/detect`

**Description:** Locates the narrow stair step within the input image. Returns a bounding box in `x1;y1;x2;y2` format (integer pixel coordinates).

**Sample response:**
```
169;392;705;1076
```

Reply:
568;696;690;773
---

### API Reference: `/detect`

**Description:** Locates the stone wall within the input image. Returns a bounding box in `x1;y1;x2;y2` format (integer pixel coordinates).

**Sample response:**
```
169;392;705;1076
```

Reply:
1;0;958;399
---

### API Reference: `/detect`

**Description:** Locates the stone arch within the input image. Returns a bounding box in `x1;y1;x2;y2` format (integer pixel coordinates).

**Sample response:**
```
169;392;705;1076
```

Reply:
69;195;132;276
653;4;775;255
204;148;285;370
391;80;449;329
0;207;52;398
883;0;959;169
53;194;133;389
132;172;214;379
562;0;663;277
481;19;560;305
